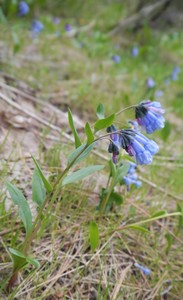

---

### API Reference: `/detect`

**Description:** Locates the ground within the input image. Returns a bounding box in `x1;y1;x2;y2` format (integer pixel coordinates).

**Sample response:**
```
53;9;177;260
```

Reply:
0;3;183;300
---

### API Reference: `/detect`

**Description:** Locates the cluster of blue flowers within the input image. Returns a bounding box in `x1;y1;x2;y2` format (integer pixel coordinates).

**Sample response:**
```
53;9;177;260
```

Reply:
123;162;142;190
107;100;165;166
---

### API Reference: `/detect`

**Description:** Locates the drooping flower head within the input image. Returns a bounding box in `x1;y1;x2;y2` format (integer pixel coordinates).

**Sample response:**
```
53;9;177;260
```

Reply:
120;129;159;165
131;46;139;57
18;1;29;16
135;100;165;134
112;55;120;64
146;77;155;88
107;125;121;164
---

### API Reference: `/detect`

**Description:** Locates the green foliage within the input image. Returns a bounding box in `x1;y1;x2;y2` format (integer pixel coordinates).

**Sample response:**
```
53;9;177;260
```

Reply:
9;248;40;272
6;182;33;234
68;109;82;148
161;120;171;141
62;165;104;186
94;114;115;133
32;156;53;192
84;122;94;144
32;168;46;208
67;143;96;166
89;221;99;251
96;103;105;119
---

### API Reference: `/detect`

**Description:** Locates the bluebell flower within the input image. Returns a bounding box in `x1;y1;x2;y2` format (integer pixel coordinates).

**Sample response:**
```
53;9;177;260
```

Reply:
131;46;139;57
53;17;60;25
65;24;72;32
173;65;180;74
170;72;178;81
123;162;142;190
128;120;139;130
112;55;121;64
155;90;164;98
31;20;44;37
146;77;155;88
107;125;121;164
134;263;151;275
135;100;165;134
18;1;29;16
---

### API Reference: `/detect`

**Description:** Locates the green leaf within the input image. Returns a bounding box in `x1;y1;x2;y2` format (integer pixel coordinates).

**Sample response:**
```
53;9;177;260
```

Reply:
26;257;40;269
96;103;105;119
109;159;116;178
68;109;82;148
109;192;123;206
62;165;104;186
6;182;32;234
177;204;183;228
161;121;171;141
84;122;94;144
151;210;166;218
32;156;53;192
32;168;46;207
67;143;95;166
115;163;129;185
127;225;149;233
90;221;99;251
94;114;115;133
9;248;27;271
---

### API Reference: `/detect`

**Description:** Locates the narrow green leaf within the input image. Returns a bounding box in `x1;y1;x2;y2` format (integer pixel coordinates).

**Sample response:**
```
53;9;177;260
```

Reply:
68;109;82;148
9;248;27;271
84;122;94;144
151;210;166;218
109;192;123;206
96;103;105;119
94;114;115;133
32;156;53;192
62;165;104;186
177;204;183;228
165;232;173;254
109;159;116;177
26;257;40;269
6;182;32;234
67;143;95;166
90;221;99;251
127;225;149;233
32;168;46;207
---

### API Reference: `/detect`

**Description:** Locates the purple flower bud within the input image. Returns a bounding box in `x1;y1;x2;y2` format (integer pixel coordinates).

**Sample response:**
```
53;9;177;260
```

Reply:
131;46;139;57
107;125;121;164
112;55;120;64
18;1;29;16
135;100;165;134
134;263;151;275
146;77;155;89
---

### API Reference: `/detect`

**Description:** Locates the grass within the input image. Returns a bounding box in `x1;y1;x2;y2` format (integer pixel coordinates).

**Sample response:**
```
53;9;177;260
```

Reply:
0;2;183;299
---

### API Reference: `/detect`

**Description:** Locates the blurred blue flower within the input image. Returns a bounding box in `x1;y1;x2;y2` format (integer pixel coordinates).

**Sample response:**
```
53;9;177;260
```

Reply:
155;90;164;98
131;46;139;57
123;162;142;190
18;1;29;16
173;65;180;74
170;71;178;81
146;77;155;88
31;20;44;36
53;17;60;25
134;263;151;275
135;100;165;134
112;55;121;64
164;77;170;85
65;24;72;32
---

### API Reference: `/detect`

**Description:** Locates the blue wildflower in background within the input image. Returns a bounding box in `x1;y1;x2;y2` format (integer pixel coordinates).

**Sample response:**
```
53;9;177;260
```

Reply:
123;162;142;190
31;20;44;37
112;55;121;64
134;263;151;275
107;125;121;164
170;65;180;81
155;90;164;98
65;24;72;32
146;77;155;88
135;100;165;134
131;46;139;57
18;1;29;16
53;17;60;25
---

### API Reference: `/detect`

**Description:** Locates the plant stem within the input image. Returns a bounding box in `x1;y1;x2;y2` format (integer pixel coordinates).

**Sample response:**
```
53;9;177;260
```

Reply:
100;178;114;214
115;105;137;116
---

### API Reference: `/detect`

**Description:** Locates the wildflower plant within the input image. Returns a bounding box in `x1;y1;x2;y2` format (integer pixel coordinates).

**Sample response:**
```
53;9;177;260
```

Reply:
5;100;181;291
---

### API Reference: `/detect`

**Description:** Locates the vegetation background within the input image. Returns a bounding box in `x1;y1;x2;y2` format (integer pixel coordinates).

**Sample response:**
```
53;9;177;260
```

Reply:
0;0;183;299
